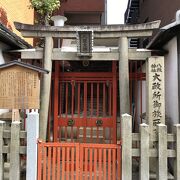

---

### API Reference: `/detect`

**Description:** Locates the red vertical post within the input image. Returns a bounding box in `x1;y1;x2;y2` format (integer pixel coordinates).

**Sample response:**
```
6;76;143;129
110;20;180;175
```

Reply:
135;61;138;132
54;61;59;141
103;83;106;117
78;83;80;118
97;83;100;143
97;83;100;117
43;147;47;180
37;143;42;180
99;148;102;179
112;149;116;180
57;147;61;180
94;149;97;180
103;149;107;179
130;62;133;115
52;147;57;180
47;147;52;180
71;81;75;117
62;147;65;180
77;83;80;141
76;144;80;180
91;83;94;143
91;83;94;117
109;83;112;116
66;147;70;180
89;148;93;180
65;82;69;118
65;83;69;141
117;145;121;180
108;149;111;180
85;148;88;180
71;147;75;180
59;82;62;141
71;81;75;142
112;62;117;144
140;61;143;123
79;145;83;180
83;82;87;143
48;88;51;142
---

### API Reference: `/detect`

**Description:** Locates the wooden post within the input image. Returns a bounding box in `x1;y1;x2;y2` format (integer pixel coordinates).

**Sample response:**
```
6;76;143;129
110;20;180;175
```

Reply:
26;110;39;180
174;124;180;180
0;121;4;180
157;124;167;180
140;123;149;180
53;61;59;141
12;109;20;122
39;36;53;141
118;37;130;115
121;114;132;180
10;122;20;180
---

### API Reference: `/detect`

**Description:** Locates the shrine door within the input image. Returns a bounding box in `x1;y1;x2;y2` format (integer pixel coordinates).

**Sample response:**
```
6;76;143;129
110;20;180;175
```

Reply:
53;61;117;144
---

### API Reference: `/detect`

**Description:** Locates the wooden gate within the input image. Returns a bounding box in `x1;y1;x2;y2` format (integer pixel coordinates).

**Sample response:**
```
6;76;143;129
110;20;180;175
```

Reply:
37;141;121;180
53;62;117;143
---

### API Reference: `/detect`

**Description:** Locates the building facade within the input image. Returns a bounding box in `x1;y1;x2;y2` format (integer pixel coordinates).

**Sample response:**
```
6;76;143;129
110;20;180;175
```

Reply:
0;0;34;44
125;1;180;125
0;0;33;115
53;0;105;25
125;0;180;27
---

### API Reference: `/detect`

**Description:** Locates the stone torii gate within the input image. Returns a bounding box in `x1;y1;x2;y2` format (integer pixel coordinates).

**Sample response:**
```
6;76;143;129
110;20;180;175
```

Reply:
14;20;161;141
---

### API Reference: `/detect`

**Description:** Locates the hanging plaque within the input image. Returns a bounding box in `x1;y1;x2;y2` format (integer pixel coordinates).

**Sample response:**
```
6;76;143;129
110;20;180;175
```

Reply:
77;30;93;57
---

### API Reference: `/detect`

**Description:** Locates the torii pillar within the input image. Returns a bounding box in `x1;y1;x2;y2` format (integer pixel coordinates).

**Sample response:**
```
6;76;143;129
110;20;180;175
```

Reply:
39;36;53;141
119;37;130;115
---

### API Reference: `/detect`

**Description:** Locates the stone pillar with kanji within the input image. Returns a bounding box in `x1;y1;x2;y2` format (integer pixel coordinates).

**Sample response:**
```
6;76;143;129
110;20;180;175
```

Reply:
146;56;165;137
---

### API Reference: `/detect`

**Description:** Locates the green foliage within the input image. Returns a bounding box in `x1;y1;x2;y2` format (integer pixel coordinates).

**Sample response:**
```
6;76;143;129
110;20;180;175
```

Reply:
30;0;60;24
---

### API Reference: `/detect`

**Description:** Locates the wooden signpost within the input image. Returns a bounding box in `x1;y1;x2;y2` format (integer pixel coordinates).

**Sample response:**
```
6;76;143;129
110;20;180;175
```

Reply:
0;60;48;121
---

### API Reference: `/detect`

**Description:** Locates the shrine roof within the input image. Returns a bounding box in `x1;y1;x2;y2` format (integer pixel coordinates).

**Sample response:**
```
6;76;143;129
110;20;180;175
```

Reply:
148;17;180;49
0;60;49;74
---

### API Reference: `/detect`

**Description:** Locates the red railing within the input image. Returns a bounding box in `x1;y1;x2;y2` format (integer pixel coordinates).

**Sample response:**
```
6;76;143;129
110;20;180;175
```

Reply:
38;142;121;180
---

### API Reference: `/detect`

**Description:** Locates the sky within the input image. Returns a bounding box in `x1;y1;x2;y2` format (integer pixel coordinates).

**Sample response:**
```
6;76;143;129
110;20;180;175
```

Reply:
107;0;128;24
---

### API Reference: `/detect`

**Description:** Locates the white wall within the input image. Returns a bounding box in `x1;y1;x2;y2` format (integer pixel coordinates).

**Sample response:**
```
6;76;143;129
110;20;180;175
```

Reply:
164;37;179;126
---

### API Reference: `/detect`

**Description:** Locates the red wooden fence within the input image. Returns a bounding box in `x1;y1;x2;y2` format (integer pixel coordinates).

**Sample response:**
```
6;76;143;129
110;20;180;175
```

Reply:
37;142;121;180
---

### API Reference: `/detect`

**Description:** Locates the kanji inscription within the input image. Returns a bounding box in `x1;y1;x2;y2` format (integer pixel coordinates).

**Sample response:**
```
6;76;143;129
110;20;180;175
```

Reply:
147;57;165;136
0;66;40;109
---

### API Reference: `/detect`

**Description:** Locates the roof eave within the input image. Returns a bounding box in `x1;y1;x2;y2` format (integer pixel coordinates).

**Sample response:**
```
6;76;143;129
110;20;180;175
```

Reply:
147;22;180;49
0;60;49;74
